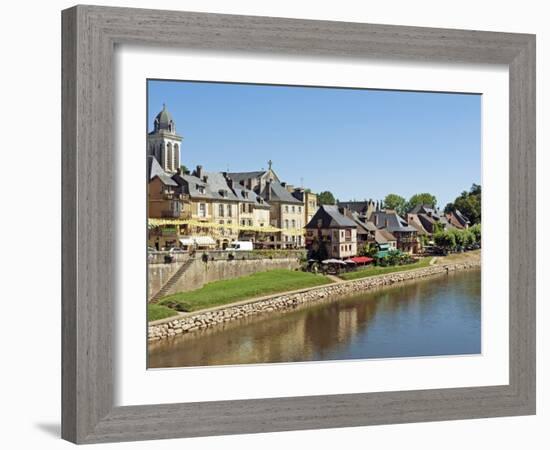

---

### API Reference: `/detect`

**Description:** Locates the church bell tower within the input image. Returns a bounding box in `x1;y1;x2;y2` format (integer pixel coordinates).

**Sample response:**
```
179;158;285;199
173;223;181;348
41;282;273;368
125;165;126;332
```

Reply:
147;104;183;173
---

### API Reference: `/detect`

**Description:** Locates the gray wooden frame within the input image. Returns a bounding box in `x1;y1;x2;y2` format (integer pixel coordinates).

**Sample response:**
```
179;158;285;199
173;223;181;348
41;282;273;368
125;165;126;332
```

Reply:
62;5;536;444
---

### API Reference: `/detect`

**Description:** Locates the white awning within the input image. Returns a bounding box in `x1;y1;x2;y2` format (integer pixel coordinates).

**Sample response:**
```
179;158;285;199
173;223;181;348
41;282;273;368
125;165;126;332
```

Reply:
194;236;216;246
179;236;217;246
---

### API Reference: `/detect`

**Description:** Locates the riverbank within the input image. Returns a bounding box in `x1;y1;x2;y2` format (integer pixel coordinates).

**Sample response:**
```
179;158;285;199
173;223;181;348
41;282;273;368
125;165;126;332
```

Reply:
157;269;332;313
148;257;480;342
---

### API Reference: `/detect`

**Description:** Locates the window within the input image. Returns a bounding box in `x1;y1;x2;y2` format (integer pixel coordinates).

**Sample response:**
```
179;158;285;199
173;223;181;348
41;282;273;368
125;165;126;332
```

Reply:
285;220;289;229
197;185;205;194
291;206;295;213
248;204;253;213
298;206;302;213
227;204;232;217
219;204;224;217
199;203;206;217
291;220;296;228
285;205;289;213
241;203;246;213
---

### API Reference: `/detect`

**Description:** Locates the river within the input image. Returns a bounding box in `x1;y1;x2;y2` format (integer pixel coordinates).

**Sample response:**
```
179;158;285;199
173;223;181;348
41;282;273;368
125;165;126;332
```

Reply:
148;268;481;368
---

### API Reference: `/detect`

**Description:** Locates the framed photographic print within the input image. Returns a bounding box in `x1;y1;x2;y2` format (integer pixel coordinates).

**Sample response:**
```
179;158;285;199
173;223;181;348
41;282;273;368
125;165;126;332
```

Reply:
62;5;536;444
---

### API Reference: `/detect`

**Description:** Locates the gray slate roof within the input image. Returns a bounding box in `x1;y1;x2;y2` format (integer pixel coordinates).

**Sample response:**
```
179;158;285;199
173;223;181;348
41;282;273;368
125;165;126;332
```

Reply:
171;173;214;200
154;104;173;128
305;205;357;229
227;171;267;183
370;210;418;233
232;184;271;209
338;201;372;214
259;181;303;205
203;172;239;201
147;156;177;186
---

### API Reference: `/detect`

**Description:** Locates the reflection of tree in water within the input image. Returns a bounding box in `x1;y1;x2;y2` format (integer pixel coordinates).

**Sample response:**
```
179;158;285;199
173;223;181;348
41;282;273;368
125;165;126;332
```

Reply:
148;270;481;368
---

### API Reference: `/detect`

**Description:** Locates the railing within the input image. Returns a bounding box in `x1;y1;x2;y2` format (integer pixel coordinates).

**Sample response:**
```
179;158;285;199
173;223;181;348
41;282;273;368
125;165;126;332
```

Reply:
148;248;307;265
398;237;419;244
161;210;192;219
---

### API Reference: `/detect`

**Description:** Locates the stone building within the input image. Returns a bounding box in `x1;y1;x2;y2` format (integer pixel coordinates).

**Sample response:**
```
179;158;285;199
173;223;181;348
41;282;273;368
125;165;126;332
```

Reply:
147;157;191;250
228;163;306;249
291;188;319;225
446;209;471;229
370;209;420;254
147;104;183;174
305;205;358;259
230;179;272;244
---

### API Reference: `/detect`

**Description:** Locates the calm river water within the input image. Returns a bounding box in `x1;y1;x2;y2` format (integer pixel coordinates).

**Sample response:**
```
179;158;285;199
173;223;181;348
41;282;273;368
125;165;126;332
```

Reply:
148;269;481;368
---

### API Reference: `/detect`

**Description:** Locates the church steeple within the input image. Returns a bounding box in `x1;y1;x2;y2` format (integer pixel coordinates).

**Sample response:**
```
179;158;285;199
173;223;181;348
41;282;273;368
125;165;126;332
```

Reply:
148;103;183;174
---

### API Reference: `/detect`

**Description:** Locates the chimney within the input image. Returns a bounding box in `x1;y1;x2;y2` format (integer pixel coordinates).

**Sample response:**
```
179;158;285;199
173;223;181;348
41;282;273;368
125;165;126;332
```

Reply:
266;180;272;200
196;165;203;179
203;175;209;183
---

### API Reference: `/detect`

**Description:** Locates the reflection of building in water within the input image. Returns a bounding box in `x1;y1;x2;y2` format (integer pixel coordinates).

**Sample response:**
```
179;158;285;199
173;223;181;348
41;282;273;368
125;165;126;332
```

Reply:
148;270;481;368
337;308;358;342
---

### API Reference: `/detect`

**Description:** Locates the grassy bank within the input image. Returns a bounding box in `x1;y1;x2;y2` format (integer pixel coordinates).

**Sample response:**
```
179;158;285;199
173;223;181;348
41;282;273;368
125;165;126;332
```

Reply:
339;257;432;281
157;269;332;314
148;304;179;321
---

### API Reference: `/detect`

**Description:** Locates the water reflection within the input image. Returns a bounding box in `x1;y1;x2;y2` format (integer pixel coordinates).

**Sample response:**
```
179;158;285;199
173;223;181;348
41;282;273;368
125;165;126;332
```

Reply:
148;269;481;368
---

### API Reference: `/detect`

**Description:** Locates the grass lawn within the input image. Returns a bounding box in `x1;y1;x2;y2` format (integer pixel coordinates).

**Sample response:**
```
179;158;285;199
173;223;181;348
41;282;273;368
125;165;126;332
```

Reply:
158;269;332;313
339;257;432;281
148;303;179;321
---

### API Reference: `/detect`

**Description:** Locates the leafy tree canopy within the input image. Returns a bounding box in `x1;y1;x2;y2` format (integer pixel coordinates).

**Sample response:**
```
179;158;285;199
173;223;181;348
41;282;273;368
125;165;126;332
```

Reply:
318;191;336;205
384;194;407;215
446;183;481;224
406;193;437;212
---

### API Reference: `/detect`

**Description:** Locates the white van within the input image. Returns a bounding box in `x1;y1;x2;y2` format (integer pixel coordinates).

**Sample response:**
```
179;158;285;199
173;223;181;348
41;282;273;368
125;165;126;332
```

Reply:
228;241;254;251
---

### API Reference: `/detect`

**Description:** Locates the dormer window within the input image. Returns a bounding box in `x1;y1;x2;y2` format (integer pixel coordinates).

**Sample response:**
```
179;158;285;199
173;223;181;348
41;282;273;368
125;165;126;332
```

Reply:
197;185;205;194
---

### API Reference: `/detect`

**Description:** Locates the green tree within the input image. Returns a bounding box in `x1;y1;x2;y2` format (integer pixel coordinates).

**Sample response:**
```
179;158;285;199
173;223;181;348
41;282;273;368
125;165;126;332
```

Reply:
384;194;407;215
179;164;190;174
434;230;456;252
406;193;437;212
447;184;482;224
318;191;336;205
359;243;378;257
470;223;482;244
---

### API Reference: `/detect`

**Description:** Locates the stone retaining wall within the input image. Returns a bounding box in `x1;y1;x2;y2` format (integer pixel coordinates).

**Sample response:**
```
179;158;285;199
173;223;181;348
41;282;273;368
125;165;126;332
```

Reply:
148;256;301;300
148;261;480;342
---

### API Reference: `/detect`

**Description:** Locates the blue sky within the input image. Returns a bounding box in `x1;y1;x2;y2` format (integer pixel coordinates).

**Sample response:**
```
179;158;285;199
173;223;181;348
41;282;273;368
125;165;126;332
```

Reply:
148;80;480;207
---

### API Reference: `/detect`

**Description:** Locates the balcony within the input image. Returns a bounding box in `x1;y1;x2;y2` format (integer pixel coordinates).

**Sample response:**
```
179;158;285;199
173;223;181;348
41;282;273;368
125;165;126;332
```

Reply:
398;236;418;244
161;210;191;219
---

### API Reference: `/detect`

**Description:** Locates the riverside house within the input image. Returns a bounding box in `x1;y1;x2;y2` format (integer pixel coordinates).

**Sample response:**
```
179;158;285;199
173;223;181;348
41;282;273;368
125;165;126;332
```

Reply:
305;205;358;259
369;209;420;254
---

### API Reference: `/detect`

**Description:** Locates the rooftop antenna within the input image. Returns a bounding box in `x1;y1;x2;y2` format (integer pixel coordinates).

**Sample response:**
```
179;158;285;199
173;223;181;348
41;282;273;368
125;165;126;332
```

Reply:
300;177;304;189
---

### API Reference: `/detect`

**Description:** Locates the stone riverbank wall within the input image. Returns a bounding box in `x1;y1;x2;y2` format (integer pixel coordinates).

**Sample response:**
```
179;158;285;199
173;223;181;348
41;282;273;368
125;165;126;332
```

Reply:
148;260;480;342
148;254;302;300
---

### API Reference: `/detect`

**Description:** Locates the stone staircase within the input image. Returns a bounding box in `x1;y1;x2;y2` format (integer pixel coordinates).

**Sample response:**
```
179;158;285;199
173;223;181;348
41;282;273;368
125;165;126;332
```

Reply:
149;258;194;303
